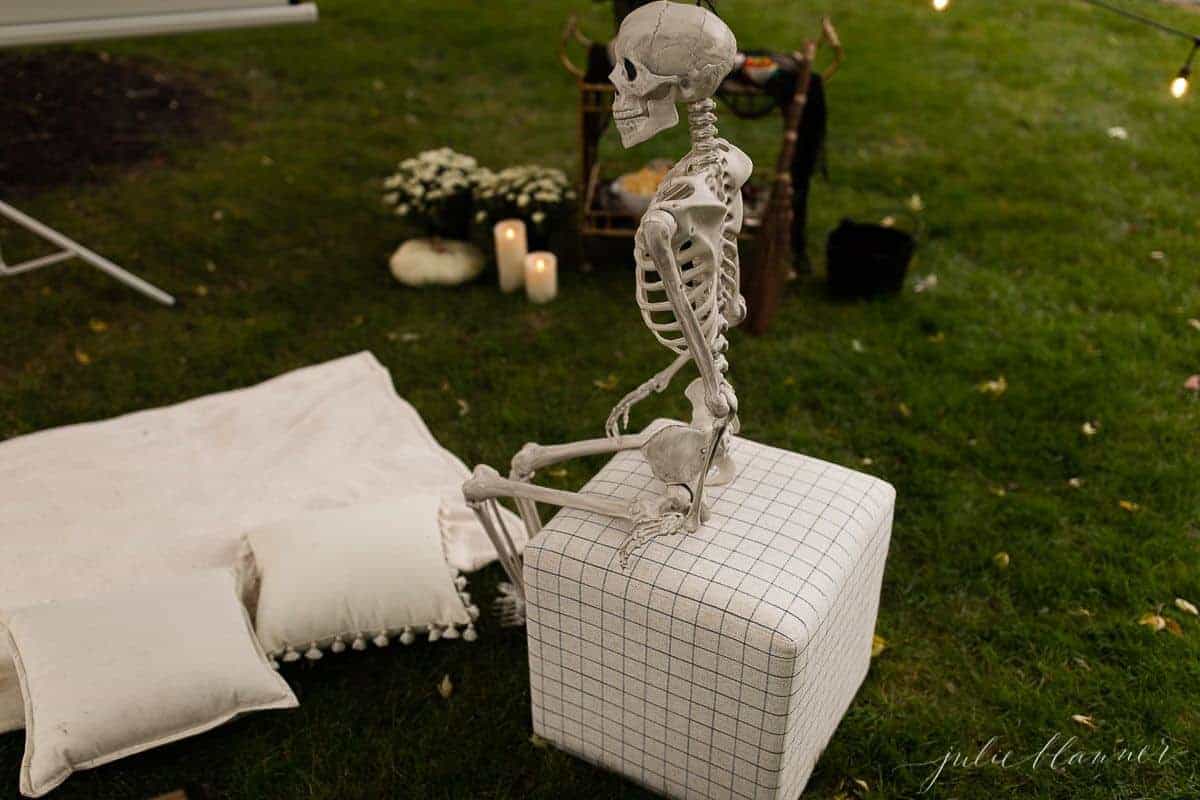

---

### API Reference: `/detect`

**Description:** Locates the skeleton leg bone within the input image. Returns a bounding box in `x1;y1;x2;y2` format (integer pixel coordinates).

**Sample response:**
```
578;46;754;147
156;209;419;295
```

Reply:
507;434;652;536
464;465;632;519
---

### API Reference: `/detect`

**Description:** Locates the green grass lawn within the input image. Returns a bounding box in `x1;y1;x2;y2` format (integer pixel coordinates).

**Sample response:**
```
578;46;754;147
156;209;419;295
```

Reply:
3;0;1200;797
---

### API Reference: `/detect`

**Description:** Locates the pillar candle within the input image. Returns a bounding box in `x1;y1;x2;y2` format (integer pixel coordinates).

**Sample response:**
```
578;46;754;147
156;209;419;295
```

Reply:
493;219;527;292
524;251;558;304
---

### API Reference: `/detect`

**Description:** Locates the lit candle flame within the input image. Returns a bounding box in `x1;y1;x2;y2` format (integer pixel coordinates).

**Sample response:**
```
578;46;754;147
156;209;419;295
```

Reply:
505;228;515;240
536;260;546;272
932;0;949;11
1171;75;1189;99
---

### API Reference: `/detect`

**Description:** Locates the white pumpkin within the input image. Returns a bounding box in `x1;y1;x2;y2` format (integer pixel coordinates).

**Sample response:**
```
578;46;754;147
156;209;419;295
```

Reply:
388;238;484;287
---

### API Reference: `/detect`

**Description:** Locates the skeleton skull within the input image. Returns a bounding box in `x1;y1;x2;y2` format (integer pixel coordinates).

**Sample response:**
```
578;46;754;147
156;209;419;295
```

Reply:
610;1;737;147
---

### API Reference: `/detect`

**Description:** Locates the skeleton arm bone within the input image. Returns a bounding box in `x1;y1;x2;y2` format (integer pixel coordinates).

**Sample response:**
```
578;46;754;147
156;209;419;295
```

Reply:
605;352;692;438
641;211;729;419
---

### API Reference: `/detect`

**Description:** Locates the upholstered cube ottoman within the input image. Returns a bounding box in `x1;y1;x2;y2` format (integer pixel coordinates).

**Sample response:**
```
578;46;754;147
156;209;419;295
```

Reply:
523;431;895;800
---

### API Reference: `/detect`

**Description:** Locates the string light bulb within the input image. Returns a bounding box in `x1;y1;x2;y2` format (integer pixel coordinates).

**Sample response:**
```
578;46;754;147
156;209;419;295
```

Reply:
1171;71;1189;99
932;0;950;11
1171;41;1198;99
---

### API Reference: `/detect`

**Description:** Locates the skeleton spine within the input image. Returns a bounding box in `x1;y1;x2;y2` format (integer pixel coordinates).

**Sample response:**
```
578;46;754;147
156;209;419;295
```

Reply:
686;99;736;379
687;98;720;171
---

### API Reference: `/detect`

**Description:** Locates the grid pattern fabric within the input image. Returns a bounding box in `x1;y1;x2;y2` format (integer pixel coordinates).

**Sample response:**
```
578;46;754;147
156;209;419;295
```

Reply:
524;432;895;800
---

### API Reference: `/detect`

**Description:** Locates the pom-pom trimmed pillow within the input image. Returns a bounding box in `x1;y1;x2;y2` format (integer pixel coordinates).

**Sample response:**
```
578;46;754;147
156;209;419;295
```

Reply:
3;569;297;798
239;496;480;664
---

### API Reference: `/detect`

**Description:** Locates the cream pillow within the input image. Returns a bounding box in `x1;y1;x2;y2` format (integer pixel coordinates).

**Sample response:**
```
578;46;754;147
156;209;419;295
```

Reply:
3;569;297;798
241;496;479;663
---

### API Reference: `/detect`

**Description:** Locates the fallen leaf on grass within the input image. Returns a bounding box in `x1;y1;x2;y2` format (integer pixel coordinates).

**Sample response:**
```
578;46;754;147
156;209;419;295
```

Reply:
927;331;945;343
88;319;109;333
913;274;938;294
1106;126;1128;140
1165;618;1184;637
851;339;865;353
1185;375;1200;392
897;402;912;418
907;193;924;212
1081;420;1100;437
1139;612;1167;632
593;374;619;391
193;285;209;297
853;777;870;792
1068;477;1084;489
993;551;1010;569
74;349;92;366
989;486;1008;497
1175;598;1198;616
1067;607;1093;618
1150;250;1166;262
1189;318;1200;332
1119;500;1140;513
437;674;454;699
456;398;470;417
871;634;888;658
977;375;1008;396
1071;714;1097;730
529;734;549;749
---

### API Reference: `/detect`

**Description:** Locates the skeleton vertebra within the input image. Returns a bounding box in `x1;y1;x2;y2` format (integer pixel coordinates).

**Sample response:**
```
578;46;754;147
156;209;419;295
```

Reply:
464;2;750;617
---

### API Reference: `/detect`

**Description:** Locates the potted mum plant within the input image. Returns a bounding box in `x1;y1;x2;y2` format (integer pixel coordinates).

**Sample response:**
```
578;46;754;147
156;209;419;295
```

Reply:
382;147;486;286
472;165;575;251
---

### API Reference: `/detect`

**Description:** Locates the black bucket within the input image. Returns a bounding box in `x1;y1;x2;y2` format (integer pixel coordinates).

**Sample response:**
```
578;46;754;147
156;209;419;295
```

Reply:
825;215;918;297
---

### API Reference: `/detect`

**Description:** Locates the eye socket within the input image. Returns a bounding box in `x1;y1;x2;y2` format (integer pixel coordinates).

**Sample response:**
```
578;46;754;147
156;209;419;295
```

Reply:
623;58;637;82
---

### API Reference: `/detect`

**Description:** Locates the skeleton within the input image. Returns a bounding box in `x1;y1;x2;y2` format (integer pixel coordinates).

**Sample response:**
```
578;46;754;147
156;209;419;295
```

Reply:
464;1;751;611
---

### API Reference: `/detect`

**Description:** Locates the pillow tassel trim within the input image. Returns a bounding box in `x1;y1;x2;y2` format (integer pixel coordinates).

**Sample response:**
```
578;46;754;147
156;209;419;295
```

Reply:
266;567;478;663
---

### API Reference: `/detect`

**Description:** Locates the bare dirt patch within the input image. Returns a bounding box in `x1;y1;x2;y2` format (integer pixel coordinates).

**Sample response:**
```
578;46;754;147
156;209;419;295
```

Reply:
0;50;223;194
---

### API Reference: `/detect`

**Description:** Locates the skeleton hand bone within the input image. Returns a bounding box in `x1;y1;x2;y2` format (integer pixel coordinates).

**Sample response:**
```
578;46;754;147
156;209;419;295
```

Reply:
606;384;655;439
605;353;690;438
706;388;732;419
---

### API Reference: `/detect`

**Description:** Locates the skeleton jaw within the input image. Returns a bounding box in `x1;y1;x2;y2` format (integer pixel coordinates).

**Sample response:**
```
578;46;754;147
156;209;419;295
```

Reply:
614;102;679;148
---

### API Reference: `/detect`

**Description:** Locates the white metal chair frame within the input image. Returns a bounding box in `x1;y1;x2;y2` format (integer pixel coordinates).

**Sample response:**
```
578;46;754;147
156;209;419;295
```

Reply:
0;1;318;306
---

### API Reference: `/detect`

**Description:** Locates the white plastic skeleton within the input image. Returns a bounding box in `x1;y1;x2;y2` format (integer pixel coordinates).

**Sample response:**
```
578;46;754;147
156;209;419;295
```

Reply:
464;1;751;607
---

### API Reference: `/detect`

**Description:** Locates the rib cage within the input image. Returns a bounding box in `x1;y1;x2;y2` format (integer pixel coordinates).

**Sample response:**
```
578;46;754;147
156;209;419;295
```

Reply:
634;100;742;373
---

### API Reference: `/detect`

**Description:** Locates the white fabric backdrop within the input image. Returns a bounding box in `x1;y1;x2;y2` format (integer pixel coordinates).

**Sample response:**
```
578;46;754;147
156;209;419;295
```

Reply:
1;1;294;26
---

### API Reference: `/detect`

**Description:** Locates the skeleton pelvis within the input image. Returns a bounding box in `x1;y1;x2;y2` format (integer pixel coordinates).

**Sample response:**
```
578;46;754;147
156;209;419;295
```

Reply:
642;421;734;488
643;424;710;486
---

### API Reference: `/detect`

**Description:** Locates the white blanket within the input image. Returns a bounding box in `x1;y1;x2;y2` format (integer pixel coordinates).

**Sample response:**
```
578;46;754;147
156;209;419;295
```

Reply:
0;351;523;734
